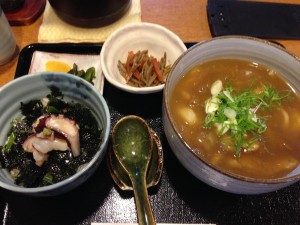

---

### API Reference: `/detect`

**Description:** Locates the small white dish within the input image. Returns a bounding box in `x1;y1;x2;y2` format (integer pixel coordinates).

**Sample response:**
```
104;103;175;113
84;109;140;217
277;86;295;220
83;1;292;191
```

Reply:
100;22;187;94
29;51;104;94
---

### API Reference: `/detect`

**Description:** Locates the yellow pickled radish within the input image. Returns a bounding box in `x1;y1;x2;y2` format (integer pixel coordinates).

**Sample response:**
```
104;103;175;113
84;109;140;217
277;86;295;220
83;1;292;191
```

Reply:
45;61;71;72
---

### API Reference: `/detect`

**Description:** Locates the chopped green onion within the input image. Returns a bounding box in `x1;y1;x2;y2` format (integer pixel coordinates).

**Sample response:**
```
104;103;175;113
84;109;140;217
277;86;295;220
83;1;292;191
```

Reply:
2;132;16;154
204;80;290;156
43;173;53;184
42;128;52;136
47;105;59;114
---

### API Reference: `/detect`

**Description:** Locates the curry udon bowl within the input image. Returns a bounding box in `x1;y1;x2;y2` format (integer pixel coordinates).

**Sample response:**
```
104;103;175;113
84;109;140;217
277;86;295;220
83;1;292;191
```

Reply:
162;36;300;194
0;73;111;196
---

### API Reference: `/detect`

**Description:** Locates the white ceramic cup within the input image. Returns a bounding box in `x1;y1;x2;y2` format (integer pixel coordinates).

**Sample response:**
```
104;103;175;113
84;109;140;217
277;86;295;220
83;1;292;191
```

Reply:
0;5;16;65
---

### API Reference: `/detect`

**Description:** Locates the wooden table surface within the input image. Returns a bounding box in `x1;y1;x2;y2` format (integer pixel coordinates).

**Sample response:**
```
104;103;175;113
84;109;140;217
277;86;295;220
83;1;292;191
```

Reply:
1;0;300;87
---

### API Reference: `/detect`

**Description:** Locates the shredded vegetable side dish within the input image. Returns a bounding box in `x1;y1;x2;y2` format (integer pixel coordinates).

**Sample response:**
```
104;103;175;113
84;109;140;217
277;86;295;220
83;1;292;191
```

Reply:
117;50;171;87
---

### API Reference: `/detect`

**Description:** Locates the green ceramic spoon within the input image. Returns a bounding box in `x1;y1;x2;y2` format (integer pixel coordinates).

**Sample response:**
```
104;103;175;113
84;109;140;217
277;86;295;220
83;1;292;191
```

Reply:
112;115;156;225
108;128;163;191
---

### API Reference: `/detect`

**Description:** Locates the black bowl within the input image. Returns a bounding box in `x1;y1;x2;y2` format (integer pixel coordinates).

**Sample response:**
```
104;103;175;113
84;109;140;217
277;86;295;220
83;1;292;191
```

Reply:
48;0;131;28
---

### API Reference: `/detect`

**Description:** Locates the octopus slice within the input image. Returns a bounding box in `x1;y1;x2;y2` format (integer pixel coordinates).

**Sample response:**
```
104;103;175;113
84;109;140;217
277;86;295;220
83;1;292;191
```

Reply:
32;149;49;167
23;134;69;166
33;115;80;157
23;114;81;166
23;134;70;154
45;115;80;157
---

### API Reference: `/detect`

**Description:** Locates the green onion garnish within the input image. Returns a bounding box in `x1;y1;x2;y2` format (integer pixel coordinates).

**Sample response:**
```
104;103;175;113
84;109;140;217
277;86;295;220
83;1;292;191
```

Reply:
204;80;290;156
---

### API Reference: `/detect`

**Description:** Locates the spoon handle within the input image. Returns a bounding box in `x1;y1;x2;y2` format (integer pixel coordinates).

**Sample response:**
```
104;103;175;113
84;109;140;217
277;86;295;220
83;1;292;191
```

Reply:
131;175;156;225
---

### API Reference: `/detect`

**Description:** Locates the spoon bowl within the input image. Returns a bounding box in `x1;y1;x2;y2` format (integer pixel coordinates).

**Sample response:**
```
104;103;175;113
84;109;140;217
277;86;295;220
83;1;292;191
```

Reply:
112;115;157;225
108;128;163;191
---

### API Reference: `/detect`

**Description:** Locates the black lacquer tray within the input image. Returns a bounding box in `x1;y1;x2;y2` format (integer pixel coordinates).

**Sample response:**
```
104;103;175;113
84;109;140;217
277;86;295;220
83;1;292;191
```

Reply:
1;43;299;225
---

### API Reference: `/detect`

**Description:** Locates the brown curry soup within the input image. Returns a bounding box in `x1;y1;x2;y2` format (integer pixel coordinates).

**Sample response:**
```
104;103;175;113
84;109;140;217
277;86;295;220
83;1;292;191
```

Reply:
170;58;300;179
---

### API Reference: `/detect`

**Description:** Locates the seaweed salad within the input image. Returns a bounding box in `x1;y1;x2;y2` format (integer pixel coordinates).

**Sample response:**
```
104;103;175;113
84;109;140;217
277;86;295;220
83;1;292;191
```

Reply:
0;87;103;187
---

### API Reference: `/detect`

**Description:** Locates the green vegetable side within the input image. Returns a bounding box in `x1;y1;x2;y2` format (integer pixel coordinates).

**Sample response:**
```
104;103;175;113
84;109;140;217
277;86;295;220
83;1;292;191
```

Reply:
68;63;96;84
